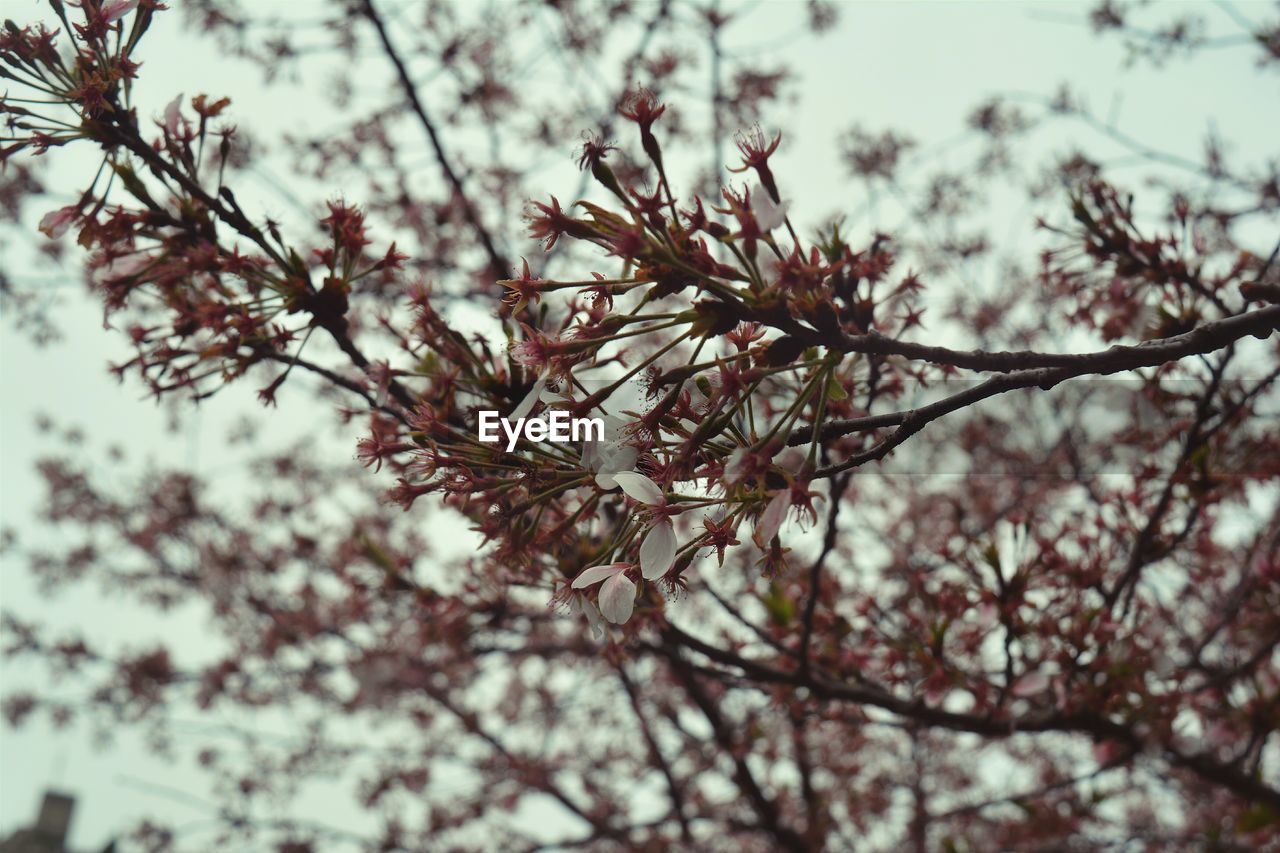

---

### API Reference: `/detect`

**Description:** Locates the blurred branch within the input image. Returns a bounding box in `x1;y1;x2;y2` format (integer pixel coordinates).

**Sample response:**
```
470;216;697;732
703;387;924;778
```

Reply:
360;0;510;281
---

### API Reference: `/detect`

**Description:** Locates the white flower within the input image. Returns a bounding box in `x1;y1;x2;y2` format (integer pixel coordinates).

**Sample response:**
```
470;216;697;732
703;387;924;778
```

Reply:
723;447;751;485
590;456;678;585
38;205;79;239
611;471;680;580
101;0;139;23
751;182;788;231
754;490;790;544
995;520;1028;583
510;372;548;421
571;563;636;624
569;594;605;639
639;519;676;580
593;445;639;490
163;94;185;138
613;470;663;505
581;415;639;490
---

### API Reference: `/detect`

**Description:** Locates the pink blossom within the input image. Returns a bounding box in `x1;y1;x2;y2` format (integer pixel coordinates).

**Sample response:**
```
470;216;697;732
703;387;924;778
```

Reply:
163;94;185;138
37;205;79;239
1011;670;1051;697
1206;719;1236;749
571;563;635;624
722;444;774;487
101;0;139;23
1093;740;1125;766
754;490;790;545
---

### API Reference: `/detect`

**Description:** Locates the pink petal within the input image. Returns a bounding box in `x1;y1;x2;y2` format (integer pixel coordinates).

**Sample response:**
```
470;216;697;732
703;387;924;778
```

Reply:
1012;671;1050;697
723;447;749;485
755;490;789;544
613;471;662;505
164;94;185;137
598;572;636;624
102;0;139;23
37;206;78;239
1093;740;1124;766
1207;720;1235;747
639;519;677;580
571;562;627;589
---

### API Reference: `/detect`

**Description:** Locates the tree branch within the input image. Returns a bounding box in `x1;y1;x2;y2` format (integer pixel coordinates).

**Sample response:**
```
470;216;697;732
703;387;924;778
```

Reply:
805;306;1280;476
361;0;510;282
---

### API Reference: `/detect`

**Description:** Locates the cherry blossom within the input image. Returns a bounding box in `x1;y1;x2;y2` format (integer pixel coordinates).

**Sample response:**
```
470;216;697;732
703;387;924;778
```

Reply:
750;182;788;231
37;205;79;238
162;94;185;138
581;414;640;490
754;489;790;545
101;0;138;24
612;471;664;506
571;563;636;624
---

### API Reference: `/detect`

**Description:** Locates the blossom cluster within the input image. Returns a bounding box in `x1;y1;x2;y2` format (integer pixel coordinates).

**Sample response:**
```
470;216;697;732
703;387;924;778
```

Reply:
340;88;940;634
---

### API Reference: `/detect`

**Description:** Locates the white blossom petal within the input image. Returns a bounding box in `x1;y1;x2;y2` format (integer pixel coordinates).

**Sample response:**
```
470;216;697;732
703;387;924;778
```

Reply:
581;440;601;471
582;598;605;639
602;443;638;472
38;205;78;239
510;374;548;421
613;471;663;505
571;595;605;640
592;444;639;489
597;414;630;443
102;0;139;23
595;470;622;490
639;519;677;580
755;490;790;544
751;183;788;231
571;562;627;589
164;93;184;137
723;447;749;485
585;416;640;487
598;572;636;624
996;520;1027;583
